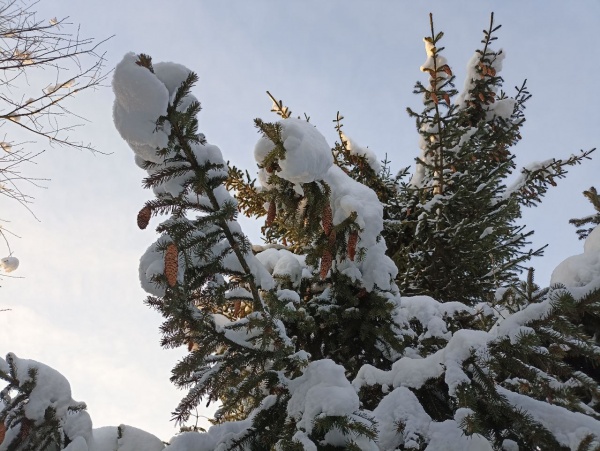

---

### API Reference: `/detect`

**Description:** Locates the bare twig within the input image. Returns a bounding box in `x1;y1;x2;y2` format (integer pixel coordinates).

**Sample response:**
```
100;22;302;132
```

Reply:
0;0;110;259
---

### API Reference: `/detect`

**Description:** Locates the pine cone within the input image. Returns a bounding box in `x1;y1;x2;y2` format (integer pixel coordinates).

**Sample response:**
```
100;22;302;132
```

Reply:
320;249;332;279
19;418;31;441
347;231;359;261
266;202;276;227
0;421;5;445
164;243;178;287
328;228;337;247
137;206;152;230
322;204;333;235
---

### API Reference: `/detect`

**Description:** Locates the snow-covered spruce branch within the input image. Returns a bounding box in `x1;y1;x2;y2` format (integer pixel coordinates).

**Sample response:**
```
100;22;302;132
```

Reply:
0;353;166;450
501;148;596;207
156;74;266;313
569;186;600;240
114;53;307;426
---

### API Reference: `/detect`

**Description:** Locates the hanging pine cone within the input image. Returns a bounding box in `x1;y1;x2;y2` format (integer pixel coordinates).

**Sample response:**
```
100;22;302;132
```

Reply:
320;249;332;279
266;201;276;227
137;205;152;230
0;421;5;445
328;228;337;247
164;243;178;287
347;231;359;261
322;204;333;235
19;418;31;441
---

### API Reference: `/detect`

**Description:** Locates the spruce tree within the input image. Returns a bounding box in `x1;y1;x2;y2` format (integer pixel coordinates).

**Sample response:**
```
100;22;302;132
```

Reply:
381;14;593;305
113;52;404;448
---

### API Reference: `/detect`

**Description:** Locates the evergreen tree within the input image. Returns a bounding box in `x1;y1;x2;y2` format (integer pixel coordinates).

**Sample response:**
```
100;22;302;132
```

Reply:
112;52;406;448
381;14;593;305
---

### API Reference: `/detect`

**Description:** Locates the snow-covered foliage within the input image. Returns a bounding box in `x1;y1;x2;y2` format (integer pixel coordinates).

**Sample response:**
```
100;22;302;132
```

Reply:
3;227;599;449
255;118;334;194
551;225;600;292
0;354;164;450
338;132;381;173
385;15;594;304
3;17;600;451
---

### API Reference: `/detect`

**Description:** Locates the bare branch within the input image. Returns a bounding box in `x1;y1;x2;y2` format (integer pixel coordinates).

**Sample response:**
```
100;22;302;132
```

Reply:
0;0;109;261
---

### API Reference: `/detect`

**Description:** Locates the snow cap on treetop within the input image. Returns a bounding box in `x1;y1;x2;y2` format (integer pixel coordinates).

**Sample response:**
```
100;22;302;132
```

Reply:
112;53;170;163
113;53;199;166
254;118;333;194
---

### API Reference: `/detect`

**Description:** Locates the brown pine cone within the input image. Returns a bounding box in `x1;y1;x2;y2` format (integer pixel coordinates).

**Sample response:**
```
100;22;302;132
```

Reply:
0;421;5;445
328;228;337;247
19;418;31;441
347;231;359;261
322;204;333;235
164;243;178;287
266;202;276;227
320;249;332;279
137;206;152;230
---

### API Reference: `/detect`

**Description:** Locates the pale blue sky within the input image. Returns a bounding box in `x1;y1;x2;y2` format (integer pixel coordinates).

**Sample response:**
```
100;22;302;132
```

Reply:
1;0;598;441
